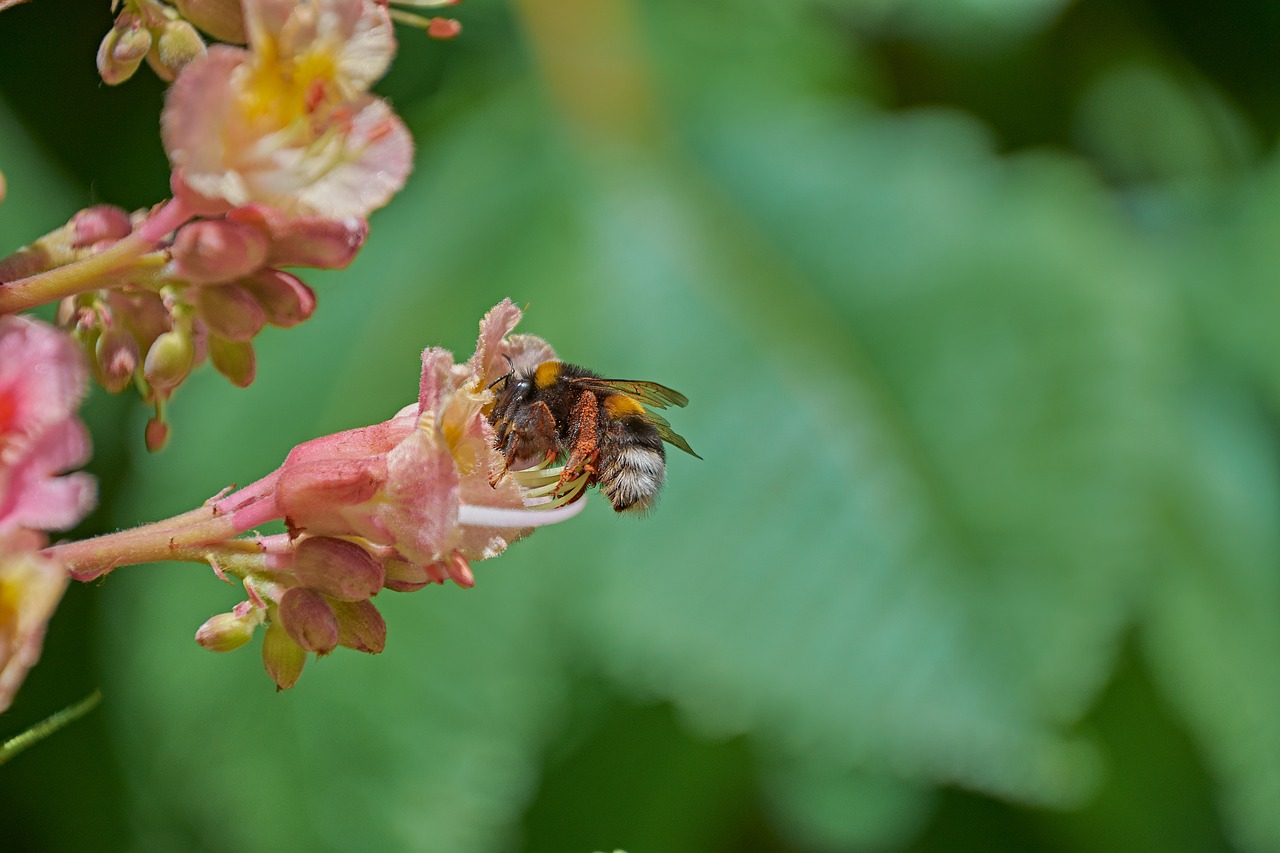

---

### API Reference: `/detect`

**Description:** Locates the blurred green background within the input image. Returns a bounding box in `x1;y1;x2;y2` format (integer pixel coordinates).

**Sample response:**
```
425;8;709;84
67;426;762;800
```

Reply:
3;0;1280;850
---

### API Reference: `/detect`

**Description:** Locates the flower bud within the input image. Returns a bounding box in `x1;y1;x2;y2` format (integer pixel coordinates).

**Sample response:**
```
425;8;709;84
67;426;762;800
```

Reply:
278;587;339;655
195;603;261;652
145;415;170;452
94;326;140;393
238;269;317;328
97;14;152;86
331;599;386;654
262;216;368;269
444;551;474;588
208;336;256;388
0;169;6;206
171;220;270;285
148;19;206;82
427;18;462;39
262;617;306;690
173;0;246;43
382;556;431;592
71;205;133;248
143;329;195;391
194;283;266;341
292;537;385;602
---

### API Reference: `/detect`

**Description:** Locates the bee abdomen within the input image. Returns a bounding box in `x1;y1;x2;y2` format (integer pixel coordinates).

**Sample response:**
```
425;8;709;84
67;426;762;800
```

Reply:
601;445;667;513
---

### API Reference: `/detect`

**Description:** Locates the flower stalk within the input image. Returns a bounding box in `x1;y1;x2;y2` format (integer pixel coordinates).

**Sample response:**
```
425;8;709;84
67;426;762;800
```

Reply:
0;199;195;316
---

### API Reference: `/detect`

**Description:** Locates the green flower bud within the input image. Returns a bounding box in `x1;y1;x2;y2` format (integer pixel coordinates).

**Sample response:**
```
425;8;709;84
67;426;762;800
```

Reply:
331;599;386;654
148;19;206;82
195;605;260;653
97;15;152;86
261;617;307;691
208;336;256;388
143;329;195;391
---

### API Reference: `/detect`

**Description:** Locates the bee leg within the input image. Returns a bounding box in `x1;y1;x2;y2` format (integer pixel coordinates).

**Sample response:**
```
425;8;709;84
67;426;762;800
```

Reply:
557;391;600;494
491;400;559;486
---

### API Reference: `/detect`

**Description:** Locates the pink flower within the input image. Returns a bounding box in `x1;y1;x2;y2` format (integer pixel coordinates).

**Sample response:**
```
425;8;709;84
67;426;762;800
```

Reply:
0;316;95;534
0;530;69;712
216;300;575;574
161;0;412;219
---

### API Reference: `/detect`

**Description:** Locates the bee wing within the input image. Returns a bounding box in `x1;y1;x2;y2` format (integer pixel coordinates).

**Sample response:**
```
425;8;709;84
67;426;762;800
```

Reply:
569;378;689;409
639;409;702;460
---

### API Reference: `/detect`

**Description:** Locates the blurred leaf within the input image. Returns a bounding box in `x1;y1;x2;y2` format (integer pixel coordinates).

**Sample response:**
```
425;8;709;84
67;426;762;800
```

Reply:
1143;378;1280;853
760;752;933;851
560;100;1174;805
1073;62;1258;185
0;97;82;252
820;0;1070;45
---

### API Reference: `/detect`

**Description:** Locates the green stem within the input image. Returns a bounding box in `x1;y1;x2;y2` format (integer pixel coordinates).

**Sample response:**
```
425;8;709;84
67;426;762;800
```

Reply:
0;197;194;315
0;691;102;766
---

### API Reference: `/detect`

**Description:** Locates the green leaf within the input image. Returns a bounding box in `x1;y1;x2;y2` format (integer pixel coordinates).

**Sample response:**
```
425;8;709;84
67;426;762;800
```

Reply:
1143;379;1280;853
558;100;1173;805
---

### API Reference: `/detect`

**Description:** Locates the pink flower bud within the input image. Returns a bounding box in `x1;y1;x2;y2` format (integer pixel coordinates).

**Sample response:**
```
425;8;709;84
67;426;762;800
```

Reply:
261;617;306;690
194;283;266;341
171;220;269;285
331;599;386;654
260;216;368;270
71;205;133;248
208;336;256;388
292;537;384;602
173;0;246;44
145;416;170;452
427;18;461;39
238;269;317;328
194;605;259;652
148;18;206;82
443;551;474;589
277;587;339;655
97;15;152;86
143;330;195;392
94;326;140;393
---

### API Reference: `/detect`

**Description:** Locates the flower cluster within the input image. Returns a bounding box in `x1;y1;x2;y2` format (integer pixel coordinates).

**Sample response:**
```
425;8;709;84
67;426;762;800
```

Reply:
2;0;418;448
55;301;583;690
0;0;577;716
0;316;96;712
57;203;363;449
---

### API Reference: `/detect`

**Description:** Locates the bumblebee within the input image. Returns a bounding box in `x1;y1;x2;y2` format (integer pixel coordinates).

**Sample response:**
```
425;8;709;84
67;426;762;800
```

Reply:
488;359;700;513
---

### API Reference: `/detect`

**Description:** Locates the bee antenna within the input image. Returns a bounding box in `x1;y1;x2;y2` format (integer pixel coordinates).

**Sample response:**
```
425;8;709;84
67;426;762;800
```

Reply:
487;354;514;390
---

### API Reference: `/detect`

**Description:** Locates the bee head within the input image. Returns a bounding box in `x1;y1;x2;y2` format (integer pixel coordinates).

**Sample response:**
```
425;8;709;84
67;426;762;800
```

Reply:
487;354;515;392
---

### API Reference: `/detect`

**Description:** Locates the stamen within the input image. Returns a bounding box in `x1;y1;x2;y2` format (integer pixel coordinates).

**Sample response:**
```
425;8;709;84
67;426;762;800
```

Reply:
538;472;589;509
459;495;588;528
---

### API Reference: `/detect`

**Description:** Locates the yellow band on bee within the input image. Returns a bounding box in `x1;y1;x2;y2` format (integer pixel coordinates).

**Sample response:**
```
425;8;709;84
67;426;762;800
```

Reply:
534;361;562;389
603;394;645;419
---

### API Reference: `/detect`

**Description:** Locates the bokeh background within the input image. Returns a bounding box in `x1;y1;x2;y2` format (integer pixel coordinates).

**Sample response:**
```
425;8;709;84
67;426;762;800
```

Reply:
3;0;1280;850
